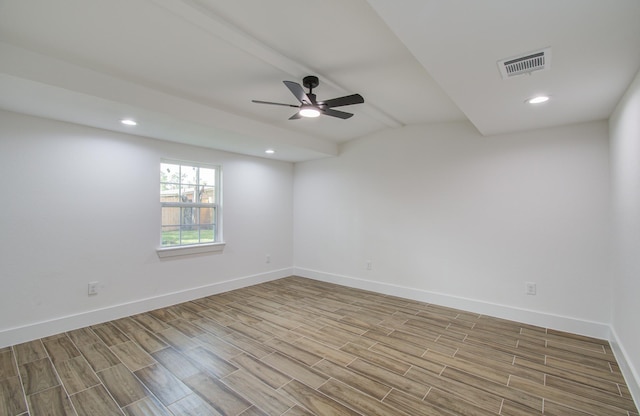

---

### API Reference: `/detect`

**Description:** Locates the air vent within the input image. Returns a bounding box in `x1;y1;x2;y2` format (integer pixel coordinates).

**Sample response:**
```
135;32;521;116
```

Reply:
498;47;551;79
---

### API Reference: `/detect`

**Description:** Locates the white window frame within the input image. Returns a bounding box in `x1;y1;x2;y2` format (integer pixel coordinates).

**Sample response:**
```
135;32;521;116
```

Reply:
156;159;225;258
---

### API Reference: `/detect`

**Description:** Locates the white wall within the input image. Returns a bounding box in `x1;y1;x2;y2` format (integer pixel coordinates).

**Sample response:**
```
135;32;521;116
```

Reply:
294;120;611;335
0;110;294;347
610;69;640;399
0;97;635;393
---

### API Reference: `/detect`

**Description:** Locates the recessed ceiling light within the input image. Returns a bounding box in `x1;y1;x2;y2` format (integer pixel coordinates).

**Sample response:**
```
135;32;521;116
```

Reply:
265;149;275;154
121;119;137;126
527;95;550;104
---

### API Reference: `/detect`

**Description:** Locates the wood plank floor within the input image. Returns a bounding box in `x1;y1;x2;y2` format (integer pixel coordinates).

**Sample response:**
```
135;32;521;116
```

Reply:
1;276;638;416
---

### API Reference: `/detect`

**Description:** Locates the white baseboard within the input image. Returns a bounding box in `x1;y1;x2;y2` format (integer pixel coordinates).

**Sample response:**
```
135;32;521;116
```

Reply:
0;268;292;348
609;327;640;411
294;267;611;340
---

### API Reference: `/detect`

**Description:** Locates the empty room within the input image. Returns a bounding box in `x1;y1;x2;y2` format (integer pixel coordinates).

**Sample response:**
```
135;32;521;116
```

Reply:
1;1;639;415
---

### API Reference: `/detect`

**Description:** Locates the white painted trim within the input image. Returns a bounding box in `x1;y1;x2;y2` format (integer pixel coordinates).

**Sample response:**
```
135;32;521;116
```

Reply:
293;267;611;340
156;242;226;258
0;268;292;348
609;327;640;411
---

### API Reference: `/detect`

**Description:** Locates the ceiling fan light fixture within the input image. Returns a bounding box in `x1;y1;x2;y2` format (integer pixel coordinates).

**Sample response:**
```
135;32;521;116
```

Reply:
527;95;550;104
252;76;363;120
299;105;320;118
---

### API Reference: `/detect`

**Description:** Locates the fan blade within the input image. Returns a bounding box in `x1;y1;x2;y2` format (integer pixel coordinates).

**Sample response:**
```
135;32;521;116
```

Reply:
321;108;354;119
289;112;302;120
283;81;312;104
252;100;299;108
319;94;364;108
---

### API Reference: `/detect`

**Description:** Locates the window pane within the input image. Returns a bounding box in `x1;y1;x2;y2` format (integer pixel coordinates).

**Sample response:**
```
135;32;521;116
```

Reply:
199;224;215;243
161;226;180;246
200;187;215;203
181;207;196;227
180;185;195;202
161;207;180;226
179;225;200;245
161;187;180;203
199;167;216;187
160;163;181;189
198;207;214;225
182;165;197;186
161;182;179;194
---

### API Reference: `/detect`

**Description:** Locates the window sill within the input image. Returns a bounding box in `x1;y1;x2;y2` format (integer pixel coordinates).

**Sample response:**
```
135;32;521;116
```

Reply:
156;242;226;258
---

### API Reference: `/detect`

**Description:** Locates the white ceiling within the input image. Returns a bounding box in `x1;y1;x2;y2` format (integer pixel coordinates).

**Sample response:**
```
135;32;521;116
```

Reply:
1;0;639;162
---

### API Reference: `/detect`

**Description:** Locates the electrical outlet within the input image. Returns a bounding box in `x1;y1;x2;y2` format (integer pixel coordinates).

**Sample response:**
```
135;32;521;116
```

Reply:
88;281;99;296
525;282;537;295
366;260;372;270
266;254;271;264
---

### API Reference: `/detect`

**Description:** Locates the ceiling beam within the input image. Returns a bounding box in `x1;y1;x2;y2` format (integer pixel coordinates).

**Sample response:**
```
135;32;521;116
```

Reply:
150;0;402;129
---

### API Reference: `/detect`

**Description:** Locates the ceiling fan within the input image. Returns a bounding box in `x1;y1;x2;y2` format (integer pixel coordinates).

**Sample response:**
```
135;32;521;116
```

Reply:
252;75;364;120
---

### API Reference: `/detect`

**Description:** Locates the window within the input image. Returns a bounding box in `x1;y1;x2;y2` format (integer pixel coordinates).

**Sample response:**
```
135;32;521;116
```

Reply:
158;160;223;256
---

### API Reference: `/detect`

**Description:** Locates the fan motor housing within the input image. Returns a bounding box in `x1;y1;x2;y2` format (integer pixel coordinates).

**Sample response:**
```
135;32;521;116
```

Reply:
303;75;319;90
